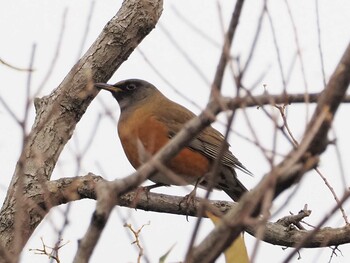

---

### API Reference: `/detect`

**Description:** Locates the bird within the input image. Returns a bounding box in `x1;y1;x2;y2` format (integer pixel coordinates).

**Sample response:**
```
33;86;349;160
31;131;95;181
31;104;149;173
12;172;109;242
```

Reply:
95;79;251;201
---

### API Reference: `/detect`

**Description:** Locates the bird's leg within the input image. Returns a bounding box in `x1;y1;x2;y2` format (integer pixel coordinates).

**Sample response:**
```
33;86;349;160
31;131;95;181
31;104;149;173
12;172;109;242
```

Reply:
131;183;169;207
179;178;202;220
143;182;169;192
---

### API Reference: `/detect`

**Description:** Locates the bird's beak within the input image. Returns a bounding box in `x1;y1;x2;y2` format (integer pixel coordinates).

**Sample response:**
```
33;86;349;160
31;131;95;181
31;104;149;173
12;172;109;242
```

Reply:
95;83;122;92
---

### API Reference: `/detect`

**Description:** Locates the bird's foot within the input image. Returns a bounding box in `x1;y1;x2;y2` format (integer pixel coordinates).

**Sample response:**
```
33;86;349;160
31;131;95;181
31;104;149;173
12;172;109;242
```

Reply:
179;188;198;221
131;183;168;207
144;183;168;192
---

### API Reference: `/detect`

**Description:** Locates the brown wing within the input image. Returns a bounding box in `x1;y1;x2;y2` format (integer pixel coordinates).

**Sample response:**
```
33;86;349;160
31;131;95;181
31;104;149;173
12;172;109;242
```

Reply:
156;99;251;174
155;99;250;201
194;127;252;174
192;128;250;201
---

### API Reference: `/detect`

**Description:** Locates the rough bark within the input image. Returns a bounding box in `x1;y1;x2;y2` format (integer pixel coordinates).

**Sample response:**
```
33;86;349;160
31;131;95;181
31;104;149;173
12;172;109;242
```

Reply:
0;0;163;260
45;174;350;249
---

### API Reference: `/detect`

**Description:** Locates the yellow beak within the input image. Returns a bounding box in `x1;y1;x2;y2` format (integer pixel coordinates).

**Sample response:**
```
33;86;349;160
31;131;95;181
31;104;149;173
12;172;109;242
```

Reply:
95;83;122;92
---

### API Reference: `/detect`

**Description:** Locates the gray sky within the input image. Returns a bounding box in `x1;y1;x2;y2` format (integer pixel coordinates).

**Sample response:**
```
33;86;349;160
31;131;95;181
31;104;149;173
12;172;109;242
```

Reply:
1;0;350;262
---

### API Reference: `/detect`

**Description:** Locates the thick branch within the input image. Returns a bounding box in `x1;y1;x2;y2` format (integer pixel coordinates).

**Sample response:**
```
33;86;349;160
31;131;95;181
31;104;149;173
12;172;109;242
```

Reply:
72;40;350;262
307;43;350;155
190;42;350;263
274;42;350;198
0;0;163;259
47;174;350;248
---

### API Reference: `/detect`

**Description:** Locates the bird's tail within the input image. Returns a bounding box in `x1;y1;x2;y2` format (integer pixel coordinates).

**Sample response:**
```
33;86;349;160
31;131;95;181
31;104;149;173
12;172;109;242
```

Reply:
223;178;248;202
221;167;248;202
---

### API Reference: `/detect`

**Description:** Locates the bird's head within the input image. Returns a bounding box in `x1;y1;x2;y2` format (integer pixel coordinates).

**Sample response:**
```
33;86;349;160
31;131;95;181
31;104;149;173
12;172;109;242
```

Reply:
95;79;159;111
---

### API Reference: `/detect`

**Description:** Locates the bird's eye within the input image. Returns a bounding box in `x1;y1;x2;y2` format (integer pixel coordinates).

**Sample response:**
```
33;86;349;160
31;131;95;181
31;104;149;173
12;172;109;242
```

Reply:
126;84;136;91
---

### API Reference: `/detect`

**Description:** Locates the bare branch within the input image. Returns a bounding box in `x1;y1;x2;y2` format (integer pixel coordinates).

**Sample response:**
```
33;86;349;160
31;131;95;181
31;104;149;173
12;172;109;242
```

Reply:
0;57;34;72
307;42;350;155
212;0;244;92
73;181;116;263
42;172;350;250
189;42;350;263
0;0;163;258
35;8;67;97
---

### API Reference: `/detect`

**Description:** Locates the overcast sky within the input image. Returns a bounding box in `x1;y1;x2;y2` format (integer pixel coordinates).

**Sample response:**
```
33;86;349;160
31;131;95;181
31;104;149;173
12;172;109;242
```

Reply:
1;0;350;262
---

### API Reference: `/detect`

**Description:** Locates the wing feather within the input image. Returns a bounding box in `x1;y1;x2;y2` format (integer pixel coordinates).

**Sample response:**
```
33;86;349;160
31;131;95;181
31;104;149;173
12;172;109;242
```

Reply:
155;99;252;175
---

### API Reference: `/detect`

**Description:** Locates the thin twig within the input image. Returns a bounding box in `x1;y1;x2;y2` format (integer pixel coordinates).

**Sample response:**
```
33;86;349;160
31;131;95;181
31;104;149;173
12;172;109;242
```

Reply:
124;222;150;263
185;2;246;261
137;48;203;111
212;0;244;92
314;167;349;224
170;5;221;48
284;0;310;122
158;23;211;85
315;0;327;87
76;0;95;59
35;8;67;97
265;5;287;90
241;0;267;77
0;57;34;72
283;191;350;262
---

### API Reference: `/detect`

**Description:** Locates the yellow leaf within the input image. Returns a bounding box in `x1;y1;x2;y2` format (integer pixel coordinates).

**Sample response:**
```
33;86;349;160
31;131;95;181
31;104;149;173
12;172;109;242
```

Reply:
159;243;176;263
207;212;249;263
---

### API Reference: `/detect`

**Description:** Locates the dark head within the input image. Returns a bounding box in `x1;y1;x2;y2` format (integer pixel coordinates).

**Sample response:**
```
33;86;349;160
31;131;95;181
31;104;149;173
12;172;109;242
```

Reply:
95;79;160;111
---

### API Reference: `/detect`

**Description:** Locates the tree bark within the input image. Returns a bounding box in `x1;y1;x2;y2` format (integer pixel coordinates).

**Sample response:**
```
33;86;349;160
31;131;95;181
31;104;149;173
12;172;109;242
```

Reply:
0;0;163;260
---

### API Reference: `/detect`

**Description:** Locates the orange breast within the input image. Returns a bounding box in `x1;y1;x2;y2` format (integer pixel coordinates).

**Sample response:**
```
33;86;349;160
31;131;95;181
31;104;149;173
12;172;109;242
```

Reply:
168;147;209;182
118;110;210;185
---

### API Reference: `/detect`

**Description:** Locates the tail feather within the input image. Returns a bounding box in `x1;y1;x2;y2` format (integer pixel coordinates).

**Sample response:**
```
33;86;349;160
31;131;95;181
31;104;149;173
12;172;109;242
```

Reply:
200;167;248;202
220;167;248;202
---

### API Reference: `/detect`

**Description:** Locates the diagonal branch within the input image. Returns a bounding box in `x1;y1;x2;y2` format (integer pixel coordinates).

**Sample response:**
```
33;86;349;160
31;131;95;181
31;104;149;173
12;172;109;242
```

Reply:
306;43;350;155
190;42;350;263
212;0;244;92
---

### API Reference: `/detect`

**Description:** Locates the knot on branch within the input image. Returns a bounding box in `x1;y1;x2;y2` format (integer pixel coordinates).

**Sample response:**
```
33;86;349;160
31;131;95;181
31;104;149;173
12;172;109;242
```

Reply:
34;96;49;113
276;204;312;230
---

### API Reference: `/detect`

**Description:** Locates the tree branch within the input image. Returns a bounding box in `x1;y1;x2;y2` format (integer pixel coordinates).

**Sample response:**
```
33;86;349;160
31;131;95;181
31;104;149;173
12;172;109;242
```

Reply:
71;9;350;262
46;174;350;249
229;92;350;108
212;0;244;91
189;42;350;263
0;0;163;259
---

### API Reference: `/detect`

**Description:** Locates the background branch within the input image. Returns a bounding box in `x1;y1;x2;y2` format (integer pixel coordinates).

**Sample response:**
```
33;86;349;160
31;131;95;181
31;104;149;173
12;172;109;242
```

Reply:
189;41;350;263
